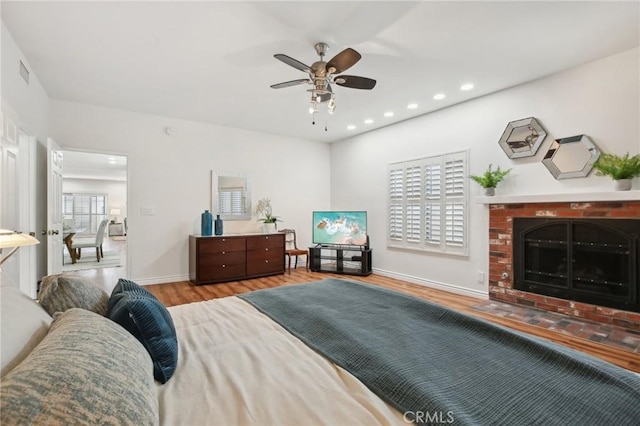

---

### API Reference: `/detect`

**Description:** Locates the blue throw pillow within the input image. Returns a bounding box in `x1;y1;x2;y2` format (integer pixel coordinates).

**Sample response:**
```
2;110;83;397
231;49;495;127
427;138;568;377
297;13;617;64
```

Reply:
108;279;178;384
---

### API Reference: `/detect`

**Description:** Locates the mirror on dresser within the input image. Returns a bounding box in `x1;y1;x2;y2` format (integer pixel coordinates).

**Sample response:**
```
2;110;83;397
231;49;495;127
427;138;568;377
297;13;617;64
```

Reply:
211;172;252;221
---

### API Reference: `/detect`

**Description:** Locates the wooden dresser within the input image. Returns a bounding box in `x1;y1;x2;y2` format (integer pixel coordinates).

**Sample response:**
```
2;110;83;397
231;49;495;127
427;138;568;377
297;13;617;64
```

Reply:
189;233;285;285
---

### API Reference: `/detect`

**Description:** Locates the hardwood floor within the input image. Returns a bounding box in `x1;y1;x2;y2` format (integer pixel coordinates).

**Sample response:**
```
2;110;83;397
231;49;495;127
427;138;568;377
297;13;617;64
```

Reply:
146;269;639;372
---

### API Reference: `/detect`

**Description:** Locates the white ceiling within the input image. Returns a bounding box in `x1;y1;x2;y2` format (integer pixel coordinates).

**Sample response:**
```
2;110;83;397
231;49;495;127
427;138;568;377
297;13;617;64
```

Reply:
2;1;639;143
63;151;127;181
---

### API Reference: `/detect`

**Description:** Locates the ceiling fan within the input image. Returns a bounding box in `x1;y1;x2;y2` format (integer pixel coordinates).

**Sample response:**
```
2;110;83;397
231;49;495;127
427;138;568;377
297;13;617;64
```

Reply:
270;42;376;115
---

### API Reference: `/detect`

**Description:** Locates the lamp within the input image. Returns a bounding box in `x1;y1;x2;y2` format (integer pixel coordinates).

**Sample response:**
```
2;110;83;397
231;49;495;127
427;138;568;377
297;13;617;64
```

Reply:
110;208;121;223
0;229;39;266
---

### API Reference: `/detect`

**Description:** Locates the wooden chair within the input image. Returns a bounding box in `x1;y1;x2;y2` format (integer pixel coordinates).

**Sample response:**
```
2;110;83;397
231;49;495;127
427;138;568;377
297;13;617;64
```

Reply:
71;219;109;262
280;229;308;274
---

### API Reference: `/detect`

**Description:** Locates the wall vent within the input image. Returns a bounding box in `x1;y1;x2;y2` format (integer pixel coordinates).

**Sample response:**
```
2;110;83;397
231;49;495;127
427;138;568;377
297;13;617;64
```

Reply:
19;60;30;84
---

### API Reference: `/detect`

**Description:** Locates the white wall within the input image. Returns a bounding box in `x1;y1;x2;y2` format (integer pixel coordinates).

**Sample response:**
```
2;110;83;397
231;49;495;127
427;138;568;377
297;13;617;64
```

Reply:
49;101;331;284
1;22;50;283
330;48;640;296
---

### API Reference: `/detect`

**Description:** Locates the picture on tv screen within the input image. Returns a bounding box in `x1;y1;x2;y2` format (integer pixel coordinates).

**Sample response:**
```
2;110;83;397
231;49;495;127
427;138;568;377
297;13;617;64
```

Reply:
312;211;368;246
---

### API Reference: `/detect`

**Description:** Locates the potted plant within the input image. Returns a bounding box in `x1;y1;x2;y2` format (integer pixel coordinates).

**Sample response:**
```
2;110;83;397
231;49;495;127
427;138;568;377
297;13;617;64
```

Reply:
469;164;512;196
255;198;281;233
592;152;640;191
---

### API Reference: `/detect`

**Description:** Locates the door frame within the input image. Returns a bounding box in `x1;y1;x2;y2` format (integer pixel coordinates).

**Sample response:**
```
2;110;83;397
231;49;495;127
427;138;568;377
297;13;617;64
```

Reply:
51;147;129;278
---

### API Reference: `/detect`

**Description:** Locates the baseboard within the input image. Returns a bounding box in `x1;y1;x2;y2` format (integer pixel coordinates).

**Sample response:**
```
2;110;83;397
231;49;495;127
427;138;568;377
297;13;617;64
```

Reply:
372;267;487;299
134;274;190;286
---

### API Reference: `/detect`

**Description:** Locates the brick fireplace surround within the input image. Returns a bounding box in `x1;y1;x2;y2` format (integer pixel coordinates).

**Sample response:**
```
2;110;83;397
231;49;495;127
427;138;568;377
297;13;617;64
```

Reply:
487;196;640;332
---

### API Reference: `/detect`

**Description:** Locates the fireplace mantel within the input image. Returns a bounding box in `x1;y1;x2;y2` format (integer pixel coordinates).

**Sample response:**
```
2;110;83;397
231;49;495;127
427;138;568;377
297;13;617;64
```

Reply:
476;190;640;205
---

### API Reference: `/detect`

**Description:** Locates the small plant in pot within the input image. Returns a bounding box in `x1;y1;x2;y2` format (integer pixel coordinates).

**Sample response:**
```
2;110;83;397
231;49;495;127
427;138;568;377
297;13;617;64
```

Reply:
469;164;512;196
256;197;282;233
592;152;640;191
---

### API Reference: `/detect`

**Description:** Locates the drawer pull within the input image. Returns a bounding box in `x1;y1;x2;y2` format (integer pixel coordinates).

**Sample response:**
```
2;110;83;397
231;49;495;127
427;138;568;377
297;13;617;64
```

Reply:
265;248;269;251
222;251;225;254
265;260;269;263
222;265;226;268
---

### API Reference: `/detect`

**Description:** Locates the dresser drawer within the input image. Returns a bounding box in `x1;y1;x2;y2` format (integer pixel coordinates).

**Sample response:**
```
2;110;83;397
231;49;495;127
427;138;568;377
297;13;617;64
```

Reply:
199;263;246;282
246;254;284;276
199;237;246;254
198;251;245;268
246;234;284;250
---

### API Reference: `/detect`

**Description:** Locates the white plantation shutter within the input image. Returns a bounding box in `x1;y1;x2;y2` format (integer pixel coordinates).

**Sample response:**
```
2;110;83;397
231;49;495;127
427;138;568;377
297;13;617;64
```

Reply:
64;193;108;234
388;151;468;255
444;155;466;247
406;203;421;242
388;168;404;240
219;187;245;216
424;203;441;244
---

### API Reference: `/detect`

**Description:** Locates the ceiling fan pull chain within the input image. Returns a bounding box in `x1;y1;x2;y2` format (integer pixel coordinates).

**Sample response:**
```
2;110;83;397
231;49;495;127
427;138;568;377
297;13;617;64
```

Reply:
325;120;328;132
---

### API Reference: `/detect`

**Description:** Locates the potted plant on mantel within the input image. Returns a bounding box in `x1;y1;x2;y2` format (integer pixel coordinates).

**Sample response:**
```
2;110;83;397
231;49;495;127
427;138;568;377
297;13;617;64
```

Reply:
469;164;512;196
256;197;281;233
592;152;640;191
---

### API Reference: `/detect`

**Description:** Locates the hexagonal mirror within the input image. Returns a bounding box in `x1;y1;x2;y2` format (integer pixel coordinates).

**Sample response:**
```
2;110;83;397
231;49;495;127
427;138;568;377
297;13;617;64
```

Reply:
542;135;600;179
499;117;547;159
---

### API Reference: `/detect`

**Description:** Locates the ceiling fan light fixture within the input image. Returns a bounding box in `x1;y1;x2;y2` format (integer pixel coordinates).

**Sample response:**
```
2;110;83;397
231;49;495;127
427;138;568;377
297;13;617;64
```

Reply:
460;83;474;91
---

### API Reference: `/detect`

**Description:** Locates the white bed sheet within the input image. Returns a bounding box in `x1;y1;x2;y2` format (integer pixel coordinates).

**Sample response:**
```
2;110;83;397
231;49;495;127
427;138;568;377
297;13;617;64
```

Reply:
156;296;406;425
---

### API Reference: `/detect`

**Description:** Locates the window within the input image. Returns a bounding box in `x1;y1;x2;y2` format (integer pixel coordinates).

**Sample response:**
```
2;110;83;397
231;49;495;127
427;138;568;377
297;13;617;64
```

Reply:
218;187;245;217
387;151;468;255
63;193;108;234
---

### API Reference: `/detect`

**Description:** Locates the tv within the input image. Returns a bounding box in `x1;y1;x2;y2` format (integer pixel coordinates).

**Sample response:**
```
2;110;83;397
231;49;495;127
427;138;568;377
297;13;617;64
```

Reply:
312;211;368;246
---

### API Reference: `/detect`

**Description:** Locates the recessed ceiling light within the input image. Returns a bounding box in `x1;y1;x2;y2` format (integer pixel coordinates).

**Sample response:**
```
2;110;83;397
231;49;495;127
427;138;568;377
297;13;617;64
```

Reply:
433;93;446;100
347;125;356;130
109;160;116;164
108;157;116;161
384;111;394;118
460;83;474;91
407;103;418;109
364;119;374;124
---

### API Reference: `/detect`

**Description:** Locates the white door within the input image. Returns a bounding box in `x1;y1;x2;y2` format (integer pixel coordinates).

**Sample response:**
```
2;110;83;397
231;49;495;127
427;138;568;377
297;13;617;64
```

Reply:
0;112;38;296
47;138;64;275
0;114;20;287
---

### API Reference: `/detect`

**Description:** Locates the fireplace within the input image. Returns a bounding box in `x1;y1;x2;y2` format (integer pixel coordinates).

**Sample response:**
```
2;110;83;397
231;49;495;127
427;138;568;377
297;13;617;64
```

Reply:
487;199;640;330
513;218;639;313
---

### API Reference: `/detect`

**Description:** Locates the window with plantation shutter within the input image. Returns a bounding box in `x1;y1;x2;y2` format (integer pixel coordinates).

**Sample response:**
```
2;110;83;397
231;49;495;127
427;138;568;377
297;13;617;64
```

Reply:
62;193;108;234
218;187;245;217
387;151;468;256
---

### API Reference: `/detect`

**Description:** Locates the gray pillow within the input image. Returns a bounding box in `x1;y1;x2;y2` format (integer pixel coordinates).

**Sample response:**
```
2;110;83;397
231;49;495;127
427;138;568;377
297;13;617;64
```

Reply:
39;274;109;316
0;286;52;377
0;308;158;425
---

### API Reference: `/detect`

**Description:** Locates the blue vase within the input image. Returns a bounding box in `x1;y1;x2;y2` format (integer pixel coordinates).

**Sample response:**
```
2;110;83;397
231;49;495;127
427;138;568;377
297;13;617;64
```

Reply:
201;210;213;236
214;215;223;235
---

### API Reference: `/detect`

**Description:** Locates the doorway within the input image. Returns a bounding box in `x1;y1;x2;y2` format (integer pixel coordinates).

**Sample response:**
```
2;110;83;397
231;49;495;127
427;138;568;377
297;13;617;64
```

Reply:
58;150;128;282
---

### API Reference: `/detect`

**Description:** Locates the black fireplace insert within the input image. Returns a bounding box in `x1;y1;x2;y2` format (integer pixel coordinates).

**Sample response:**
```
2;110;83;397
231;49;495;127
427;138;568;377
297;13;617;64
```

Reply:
513;218;639;312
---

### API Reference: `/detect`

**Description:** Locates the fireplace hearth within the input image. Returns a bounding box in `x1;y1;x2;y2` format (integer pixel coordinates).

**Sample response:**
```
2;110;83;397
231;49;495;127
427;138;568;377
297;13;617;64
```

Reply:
487;199;640;330
513;218;639;313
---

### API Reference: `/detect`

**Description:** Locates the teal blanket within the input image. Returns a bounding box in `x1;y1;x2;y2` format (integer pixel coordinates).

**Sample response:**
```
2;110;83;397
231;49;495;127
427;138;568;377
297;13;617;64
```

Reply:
239;279;640;425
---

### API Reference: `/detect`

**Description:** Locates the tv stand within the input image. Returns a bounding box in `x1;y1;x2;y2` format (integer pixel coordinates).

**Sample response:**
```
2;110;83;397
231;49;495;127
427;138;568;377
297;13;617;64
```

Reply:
309;244;372;276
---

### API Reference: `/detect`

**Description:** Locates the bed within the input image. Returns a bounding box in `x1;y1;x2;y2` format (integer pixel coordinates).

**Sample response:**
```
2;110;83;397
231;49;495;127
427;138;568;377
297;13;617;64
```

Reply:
2;276;639;425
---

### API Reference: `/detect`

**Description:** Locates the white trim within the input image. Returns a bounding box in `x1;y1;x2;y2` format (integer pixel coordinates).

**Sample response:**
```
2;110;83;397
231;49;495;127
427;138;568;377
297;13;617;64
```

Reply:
476;190;640;204
134;273;190;286
372;267;487;299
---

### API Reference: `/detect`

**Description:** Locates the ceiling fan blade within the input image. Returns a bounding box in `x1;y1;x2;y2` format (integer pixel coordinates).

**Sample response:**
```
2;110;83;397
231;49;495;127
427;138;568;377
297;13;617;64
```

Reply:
274;54;312;73
334;75;377;90
326;48;361;74
270;79;311;89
